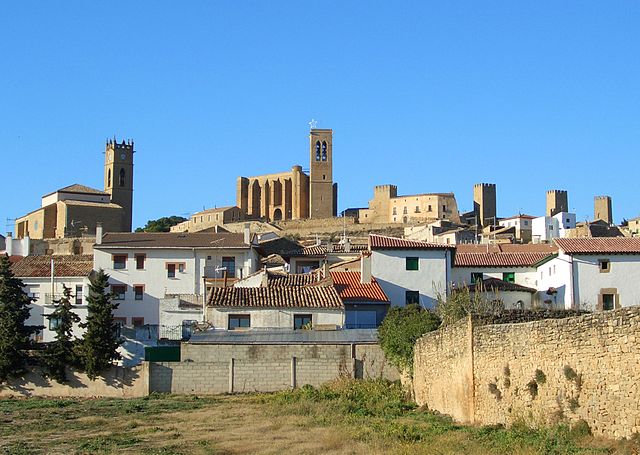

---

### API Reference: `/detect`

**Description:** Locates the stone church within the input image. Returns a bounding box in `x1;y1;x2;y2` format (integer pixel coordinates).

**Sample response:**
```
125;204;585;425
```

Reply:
236;128;337;221
14;138;134;239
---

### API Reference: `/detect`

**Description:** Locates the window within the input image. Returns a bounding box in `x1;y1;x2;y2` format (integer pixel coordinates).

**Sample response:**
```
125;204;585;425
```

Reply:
403;207;408;215
119;168;126;187
524;221;529;226
406;257;419;271
48;317;61;331
178;263;185;273
315;141;321;161
321;141;327;161
599;259;610;273
75;285;83;305
405;291;420;305
428;205;432;212
167;263;176;278
222;257;236;278
415;206;420;213
503;272;515;283
111;285;126;300
471;272;483;284
29;292;40;300
294;314;312;330
228;314;250;330
392;207;397;215
132;317;145;327
134;285;144;301
602;294;615;311
113;255;127;270
107;169;111;187
443;205;447;212
135;254;145;270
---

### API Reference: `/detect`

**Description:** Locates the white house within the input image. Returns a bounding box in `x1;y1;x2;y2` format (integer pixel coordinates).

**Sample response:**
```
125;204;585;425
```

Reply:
547;238;640;311
11;254;93;343
532;212;576;243
498;214;536;243
369;234;454;308
93;228;259;327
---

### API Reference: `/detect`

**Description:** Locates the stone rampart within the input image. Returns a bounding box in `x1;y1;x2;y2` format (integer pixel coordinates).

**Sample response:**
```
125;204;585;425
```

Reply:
413;308;640;439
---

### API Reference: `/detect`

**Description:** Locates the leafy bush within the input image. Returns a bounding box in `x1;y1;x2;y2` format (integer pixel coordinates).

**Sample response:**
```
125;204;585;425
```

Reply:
435;287;502;327
377;304;440;371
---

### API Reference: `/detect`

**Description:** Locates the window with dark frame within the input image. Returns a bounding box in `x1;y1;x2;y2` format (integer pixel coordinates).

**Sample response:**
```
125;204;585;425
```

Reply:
113;255;127;270
111;285;126;300
134;285;144;301
222;257;236;278
602;293;615;310
75;284;83;305
135;254;145;270
48;317;61;331
294;314;312;330
503;272;515;283
405;290;420;305
406;257;419;271
228;314;250;330
599;259;610;273
132;317;144;327
167;263;176;278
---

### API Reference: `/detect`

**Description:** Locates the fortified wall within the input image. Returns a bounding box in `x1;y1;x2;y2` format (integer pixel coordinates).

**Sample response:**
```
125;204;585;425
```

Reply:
413;308;640;439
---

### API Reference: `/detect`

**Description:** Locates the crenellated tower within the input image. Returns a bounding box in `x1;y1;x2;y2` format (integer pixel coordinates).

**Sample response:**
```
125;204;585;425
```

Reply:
104;138;134;232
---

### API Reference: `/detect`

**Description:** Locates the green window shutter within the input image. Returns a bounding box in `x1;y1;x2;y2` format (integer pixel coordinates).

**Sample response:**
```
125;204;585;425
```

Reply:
406;257;419;271
503;272;515;283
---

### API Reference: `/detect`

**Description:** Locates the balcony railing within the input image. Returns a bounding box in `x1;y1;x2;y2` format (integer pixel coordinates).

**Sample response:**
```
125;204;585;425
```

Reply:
43;293;84;305
119;324;194;341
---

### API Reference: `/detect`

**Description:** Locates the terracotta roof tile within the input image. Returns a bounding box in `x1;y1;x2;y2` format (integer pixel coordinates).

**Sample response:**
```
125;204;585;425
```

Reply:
454;252;554;267
98;232;250;249
207;286;343;309
267;272;318;287
465;277;536;293
555;238;640;254
56;184;109;195
455;244;558;254
330;271;389;303
287;243;368;256
11;255;93;278
369;234;455;250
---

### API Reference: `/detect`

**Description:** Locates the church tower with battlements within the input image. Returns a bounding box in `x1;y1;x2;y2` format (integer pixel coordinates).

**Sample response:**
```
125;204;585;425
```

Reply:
104;138;134;232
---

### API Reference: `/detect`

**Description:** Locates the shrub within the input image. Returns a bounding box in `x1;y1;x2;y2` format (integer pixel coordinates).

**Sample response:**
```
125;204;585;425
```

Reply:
526;380;538;398
435;287;502;327
534;369;546;385
377;304;440;371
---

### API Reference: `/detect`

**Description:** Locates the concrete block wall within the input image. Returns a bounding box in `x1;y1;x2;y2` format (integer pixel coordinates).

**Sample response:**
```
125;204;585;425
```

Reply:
413;308;640;439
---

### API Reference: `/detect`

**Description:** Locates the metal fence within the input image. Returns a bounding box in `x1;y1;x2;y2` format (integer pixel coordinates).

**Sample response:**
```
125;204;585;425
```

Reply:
120;324;193;341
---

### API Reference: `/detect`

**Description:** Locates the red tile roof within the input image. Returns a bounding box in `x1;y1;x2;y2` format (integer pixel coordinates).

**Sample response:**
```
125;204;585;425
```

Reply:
465;277;536;293
369;234;455;250
11;255;94;278
454;252;554;267
207;286;343;309
330;271;389;303
287;243;368;256
267;272;319;287
455;243;558;254
555;238;640;254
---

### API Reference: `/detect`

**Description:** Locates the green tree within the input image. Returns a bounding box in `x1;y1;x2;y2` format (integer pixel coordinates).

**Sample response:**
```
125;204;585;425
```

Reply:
377;304;441;372
135;216;187;233
0;254;37;383
41;285;81;383
78;269;122;380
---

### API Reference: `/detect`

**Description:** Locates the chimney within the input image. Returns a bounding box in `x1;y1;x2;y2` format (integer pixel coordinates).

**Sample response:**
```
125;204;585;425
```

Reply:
96;222;103;245
243;223;251;245
5;232;13;256
23;236;30;256
360;252;372;284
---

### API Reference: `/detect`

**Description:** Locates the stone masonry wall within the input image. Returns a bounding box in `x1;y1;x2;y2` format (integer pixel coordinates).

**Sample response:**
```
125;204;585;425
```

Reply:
413;308;640;439
150;343;398;394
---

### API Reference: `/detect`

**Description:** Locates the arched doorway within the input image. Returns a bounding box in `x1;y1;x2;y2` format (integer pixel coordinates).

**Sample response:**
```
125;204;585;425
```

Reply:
273;208;283;221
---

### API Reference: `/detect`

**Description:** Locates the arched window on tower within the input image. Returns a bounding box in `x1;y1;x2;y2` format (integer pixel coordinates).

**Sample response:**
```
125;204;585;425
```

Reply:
119;168;126;187
107;169;111;187
321;141;327;161
315;141;321;161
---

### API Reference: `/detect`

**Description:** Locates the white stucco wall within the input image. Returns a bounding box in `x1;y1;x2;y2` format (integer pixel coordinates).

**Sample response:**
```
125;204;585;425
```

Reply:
534;255;573;309
207;307;344;330
477;290;534;309
94;246;258;325
451;267;538;289
572;254;640;310
21;276;90;343
371;249;451;308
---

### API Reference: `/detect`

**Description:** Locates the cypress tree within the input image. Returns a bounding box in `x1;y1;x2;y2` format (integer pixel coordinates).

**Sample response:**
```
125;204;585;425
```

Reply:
42;284;81;383
78;269;122;380
0;254;36;383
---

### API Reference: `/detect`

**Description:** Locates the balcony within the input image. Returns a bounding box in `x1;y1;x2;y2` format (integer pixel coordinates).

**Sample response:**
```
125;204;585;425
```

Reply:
43;294;83;305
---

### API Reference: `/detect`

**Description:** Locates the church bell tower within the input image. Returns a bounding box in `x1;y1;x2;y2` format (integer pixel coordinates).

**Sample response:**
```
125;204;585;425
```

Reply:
104;138;134;232
309;129;337;219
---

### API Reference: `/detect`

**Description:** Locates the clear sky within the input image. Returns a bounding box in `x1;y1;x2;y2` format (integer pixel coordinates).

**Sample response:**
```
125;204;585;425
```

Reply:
1;1;639;231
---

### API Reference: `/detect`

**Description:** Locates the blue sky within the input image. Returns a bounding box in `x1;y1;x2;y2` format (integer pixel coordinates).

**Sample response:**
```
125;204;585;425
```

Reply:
1;1;639;231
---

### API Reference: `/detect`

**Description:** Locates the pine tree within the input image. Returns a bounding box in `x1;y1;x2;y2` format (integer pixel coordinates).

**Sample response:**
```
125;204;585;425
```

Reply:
0;254;36;383
78;269;122;380
42;285;81;383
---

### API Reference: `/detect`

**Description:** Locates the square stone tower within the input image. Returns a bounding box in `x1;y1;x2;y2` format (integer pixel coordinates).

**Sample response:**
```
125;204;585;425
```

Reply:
309;129;336;218
546;190;568;216
104;138;134;232
594;195;613;224
473;183;496;227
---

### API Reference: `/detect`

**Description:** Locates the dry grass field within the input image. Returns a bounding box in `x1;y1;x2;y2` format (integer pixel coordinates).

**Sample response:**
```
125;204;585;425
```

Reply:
1;379;638;455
